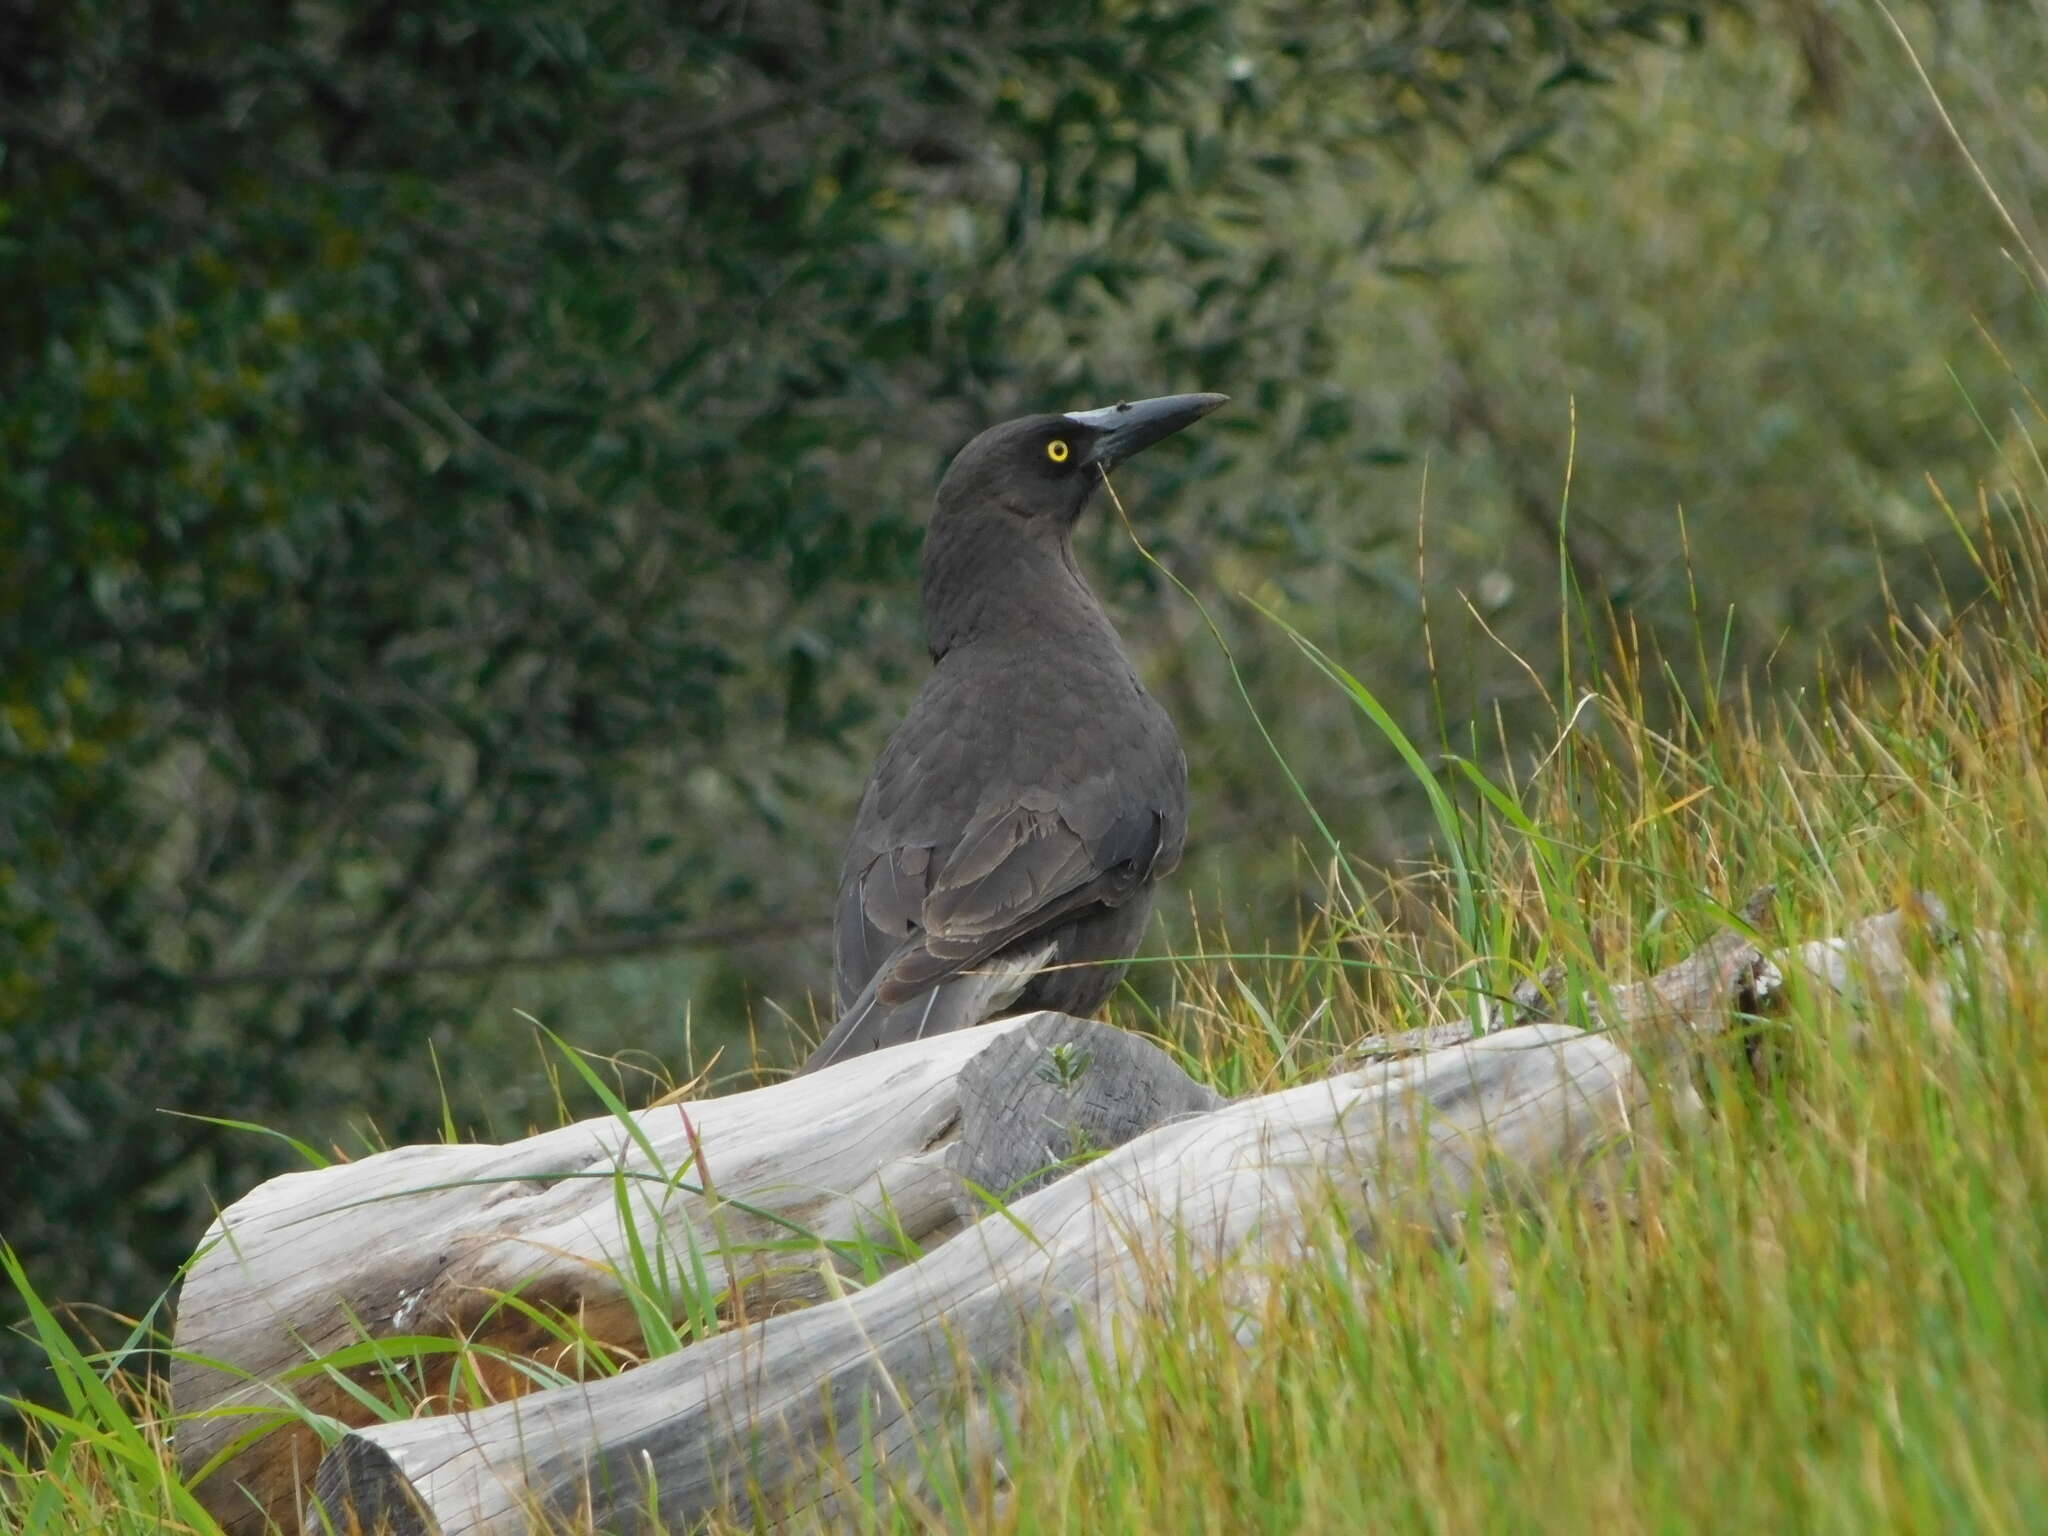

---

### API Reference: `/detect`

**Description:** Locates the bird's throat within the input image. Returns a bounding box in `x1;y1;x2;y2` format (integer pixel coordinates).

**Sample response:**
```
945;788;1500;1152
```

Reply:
920;512;1118;661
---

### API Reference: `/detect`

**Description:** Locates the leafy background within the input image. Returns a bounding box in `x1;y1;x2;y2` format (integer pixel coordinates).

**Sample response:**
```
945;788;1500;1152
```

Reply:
2;0;2040;1397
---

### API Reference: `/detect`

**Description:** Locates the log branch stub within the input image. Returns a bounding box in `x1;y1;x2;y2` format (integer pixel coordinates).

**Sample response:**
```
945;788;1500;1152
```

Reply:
309;1436;436;1536
1769;894;1955;1007
1352;890;1777;1065
947;1012;1224;1219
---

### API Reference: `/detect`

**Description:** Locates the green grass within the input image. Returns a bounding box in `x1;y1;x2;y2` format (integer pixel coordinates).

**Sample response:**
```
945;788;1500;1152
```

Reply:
828;395;2047;1532
972;631;2048;1531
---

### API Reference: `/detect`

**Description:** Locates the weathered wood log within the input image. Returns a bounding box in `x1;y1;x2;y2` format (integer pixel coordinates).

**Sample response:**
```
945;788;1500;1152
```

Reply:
307;919;1784;1534
1767;894;1976;1020
180;894;1986;1533
172;1013;1216;1534
1349;886;1780;1063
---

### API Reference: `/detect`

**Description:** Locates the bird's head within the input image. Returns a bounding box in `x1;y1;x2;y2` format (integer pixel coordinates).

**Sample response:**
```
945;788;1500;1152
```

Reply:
933;392;1229;531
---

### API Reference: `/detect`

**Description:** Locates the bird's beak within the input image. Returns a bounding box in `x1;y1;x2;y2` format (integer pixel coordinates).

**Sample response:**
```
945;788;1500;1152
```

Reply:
1064;392;1229;473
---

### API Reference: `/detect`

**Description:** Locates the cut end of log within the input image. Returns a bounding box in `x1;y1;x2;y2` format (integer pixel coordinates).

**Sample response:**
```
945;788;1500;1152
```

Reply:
310;1434;439;1536
947;1014;1225;1221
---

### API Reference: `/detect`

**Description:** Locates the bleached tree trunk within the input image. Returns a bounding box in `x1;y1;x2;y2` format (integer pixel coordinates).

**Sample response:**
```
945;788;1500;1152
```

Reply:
167;895;1967;1535
310;921;1792;1534
171;1014;1217;1534
312;1021;1693;1533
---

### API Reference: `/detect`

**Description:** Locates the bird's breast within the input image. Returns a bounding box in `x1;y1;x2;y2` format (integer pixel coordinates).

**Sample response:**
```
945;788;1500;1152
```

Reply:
865;638;1181;835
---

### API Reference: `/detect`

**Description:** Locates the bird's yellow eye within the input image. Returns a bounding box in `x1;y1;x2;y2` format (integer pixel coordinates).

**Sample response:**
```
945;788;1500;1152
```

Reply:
1046;439;1071;464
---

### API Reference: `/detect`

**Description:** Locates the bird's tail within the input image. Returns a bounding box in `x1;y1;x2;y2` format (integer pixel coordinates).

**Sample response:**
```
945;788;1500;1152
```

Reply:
799;939;1057;1075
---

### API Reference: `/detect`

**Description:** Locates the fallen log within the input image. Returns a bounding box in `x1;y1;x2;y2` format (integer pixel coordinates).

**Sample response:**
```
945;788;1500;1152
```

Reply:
171;1013;1217;1534
308;919;1784;1533
172;896;1975;1533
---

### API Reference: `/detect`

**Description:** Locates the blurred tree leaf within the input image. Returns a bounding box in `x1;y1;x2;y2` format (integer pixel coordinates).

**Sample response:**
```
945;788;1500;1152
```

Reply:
0;0;1745;1395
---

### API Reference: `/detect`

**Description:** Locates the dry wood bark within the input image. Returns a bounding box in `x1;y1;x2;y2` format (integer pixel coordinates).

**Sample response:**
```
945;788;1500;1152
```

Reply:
316;1022;1683;1533
308;916;1789;1533
167;896;1978;1534
172;1013;1214;1534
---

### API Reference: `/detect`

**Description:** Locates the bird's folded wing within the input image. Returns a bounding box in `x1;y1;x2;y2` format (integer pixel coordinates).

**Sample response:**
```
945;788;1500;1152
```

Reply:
833;844;930;1012
924;798;1099;939
874;796;1161;1002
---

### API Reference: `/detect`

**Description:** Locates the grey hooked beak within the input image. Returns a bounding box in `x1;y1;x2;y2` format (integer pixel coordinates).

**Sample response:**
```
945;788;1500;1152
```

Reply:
1065;392;1229;473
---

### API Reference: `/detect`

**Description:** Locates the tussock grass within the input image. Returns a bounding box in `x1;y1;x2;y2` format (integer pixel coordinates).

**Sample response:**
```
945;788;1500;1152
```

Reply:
952;527;2048;1535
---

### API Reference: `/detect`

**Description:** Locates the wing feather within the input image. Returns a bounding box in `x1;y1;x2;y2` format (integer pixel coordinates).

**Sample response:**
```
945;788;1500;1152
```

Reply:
833;845;930;1011
874;801;1163;1003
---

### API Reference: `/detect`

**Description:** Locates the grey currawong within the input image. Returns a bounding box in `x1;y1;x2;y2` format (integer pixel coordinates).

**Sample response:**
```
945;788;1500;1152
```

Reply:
801;393;1227;1072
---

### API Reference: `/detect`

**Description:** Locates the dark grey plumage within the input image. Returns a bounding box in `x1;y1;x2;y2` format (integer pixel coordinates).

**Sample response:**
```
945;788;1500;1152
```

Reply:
802;393;1226;1072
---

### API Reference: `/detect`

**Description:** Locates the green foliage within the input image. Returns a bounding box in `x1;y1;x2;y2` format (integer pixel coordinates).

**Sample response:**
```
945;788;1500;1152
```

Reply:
0;0;1747;1390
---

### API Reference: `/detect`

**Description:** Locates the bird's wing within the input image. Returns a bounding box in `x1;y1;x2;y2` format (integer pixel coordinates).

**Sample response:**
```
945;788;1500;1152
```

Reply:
833;844;928;1012
874;790;1165;1003
833;788;1164;1011
925;794;1099;935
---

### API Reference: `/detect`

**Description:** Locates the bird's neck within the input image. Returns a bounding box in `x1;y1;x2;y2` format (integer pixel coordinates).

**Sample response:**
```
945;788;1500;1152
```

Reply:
920;508;1122;660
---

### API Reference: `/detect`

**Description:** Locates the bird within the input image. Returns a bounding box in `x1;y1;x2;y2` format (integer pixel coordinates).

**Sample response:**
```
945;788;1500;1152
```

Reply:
802;392;1227;1073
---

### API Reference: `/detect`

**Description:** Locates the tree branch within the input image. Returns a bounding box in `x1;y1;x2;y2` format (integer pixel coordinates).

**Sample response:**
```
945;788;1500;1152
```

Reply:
163;914;828;992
